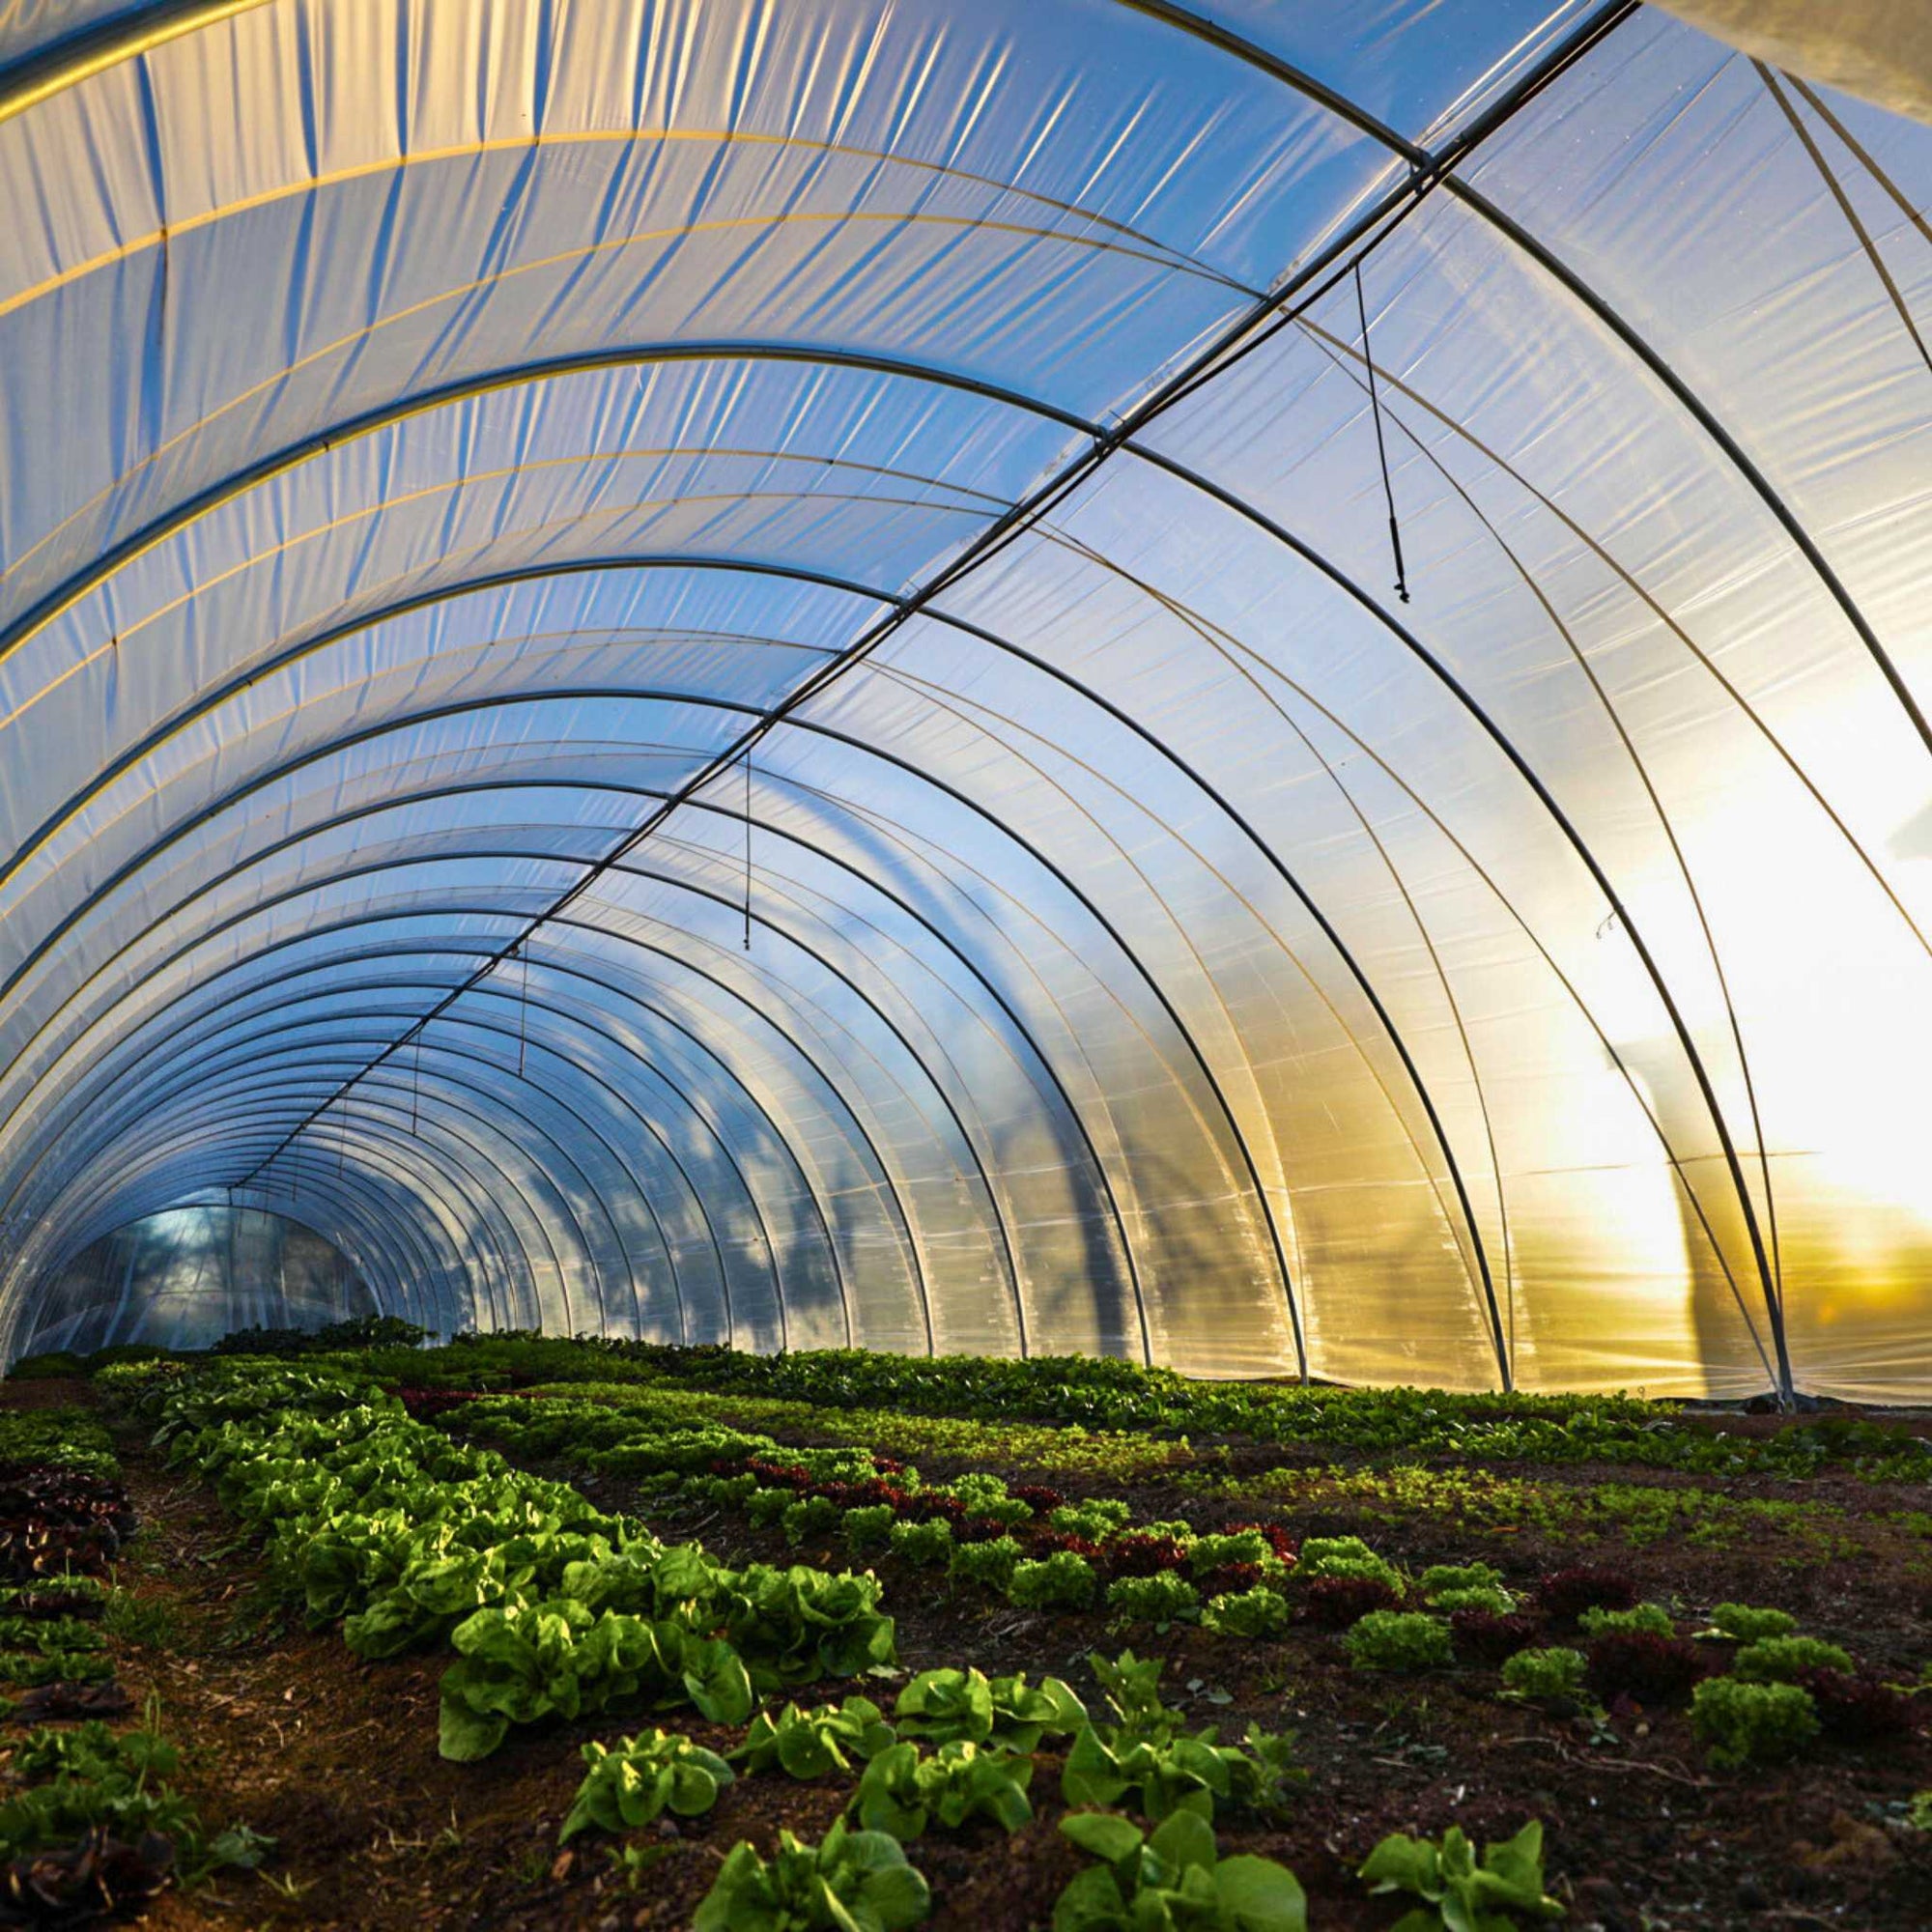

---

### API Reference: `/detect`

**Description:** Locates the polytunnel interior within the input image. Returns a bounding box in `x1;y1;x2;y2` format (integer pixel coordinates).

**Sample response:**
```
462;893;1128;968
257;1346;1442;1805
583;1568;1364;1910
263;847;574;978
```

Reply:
0;0;1928;1401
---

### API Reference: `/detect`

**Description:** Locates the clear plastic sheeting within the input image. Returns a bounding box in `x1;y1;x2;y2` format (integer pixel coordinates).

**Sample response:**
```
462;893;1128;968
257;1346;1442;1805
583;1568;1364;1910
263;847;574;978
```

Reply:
18;1206;374;1357
0;0;1927;1399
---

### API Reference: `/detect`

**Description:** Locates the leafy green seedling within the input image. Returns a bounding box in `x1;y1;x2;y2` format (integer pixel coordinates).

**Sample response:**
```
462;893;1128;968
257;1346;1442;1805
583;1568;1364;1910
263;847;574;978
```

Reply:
561;1729;733;1841
1498;1648;1587;1703
1690;1677;1821;1768
1359;1820;1560;1931
894;1667;1084;1752
1202;1587;1292;1640
733;1697;896;1778
1697;1604;1797;1643
1104;1574;1201;1628
1053;1807;1305;1932
1009;1552;1099;1611
1343;1611;1453;1673
1577;1604;1673;1639
851;1741;1034;1839
694;1820;930;1932
1730;1635;1853;1684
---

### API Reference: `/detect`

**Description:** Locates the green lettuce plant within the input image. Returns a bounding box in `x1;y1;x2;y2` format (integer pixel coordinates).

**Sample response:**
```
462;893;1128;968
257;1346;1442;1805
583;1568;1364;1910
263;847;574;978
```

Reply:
733;1697;897;1779
1577;1604;1673;1639
695;1820;930;1932
1359;1820;1560;1930
893;1667;1085;1751
1201;1587;1291;1640
851;1740;1035;1839
1690;1677;1821;1767
888;1520;953;1569
1730;1635;1854;1683
1297;1537;1402;1592
1009;1552;1099;1611
1699;1604;1797;1643
1052;1807;1305;1932
1344;1611;1452;1672
1105;1574;1200;1627
1498;1648;1587;1703
560;1729;733;1841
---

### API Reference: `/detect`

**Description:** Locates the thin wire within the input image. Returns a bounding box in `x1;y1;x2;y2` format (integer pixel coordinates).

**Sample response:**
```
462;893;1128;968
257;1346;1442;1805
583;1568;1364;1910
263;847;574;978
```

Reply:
743;751;753;951
410;1029;421;1136
1353;260;1410;606
516;944;529;1078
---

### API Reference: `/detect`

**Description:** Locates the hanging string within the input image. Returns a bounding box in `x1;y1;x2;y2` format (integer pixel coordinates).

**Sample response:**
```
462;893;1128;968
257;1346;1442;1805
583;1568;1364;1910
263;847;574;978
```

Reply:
516;941;529;1078
1353;260;1410;606
336;1103;348;1177
410;1029;422;1137
743;749;753;952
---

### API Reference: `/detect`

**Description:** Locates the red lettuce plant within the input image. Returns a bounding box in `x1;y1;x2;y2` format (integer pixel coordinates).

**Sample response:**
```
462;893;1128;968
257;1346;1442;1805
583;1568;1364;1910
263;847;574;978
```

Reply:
1538;1567;1638;1620
1303;1576;1400;1630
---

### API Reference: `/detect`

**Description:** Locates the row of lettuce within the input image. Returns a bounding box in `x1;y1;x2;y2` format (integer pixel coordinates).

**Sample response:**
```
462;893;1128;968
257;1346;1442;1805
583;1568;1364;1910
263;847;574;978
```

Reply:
0;1406;268;1917
38;1329;1932;1481
99;1356;1577;1929
436;1382;1922;1773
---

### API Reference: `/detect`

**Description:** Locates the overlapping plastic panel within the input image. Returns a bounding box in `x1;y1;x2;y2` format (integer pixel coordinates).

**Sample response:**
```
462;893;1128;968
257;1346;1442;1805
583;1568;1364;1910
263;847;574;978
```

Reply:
0;0;1928;1398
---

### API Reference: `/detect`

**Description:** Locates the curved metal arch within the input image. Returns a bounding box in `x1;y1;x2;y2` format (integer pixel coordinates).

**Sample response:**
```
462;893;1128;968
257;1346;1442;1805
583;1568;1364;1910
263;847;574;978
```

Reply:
0;413;1765;1378
20;870;938;1355
35;1122;446;1331
93;1106;520;1334
12;706;1284;1366
14;1160;428;1350
4;575;1314;1373
1106;0;1927;760
126;1023;679;1339
50;1042;573;1331
0;343;1089;677
220;1161;465;1334
105;1056;598;1332
22;911;899;1354
7;462;1768;1382
0;559;888;902
128;957;737;1348
223;1168;480;1335
1110;441;1790;1384
0;435;1686;1383
137;997;691;1342
0;3;273;128
71;833;996;1350
56;760;1147;1354
113;1005;761;1352
102;1061;584;1330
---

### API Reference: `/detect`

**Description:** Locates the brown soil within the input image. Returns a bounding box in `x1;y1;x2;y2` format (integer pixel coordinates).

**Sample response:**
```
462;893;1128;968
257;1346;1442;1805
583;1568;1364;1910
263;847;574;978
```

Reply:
7;1378;1932;1931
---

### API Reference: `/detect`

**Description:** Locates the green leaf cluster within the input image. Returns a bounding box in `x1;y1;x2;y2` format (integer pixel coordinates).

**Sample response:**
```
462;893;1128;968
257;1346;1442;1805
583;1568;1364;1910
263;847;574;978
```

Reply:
1343;1611;1452;1673
734;1697;897;1778
1359;1820;1559;1931
1105;1574;1200;1627
1690;1677;1821;1767
1498;1648;1586;1702
851;1741;1034;1839
694;1820;930;1932
893;1667;1085;1752
1699;1604;1797;1643
560;1728;734;1841
1730;1634;1853;1683
1053;1808;1305;1932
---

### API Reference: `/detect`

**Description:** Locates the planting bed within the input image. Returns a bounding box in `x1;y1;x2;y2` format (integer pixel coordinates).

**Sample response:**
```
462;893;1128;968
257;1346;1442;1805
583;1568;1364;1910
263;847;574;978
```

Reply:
4;1336;1931;1929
